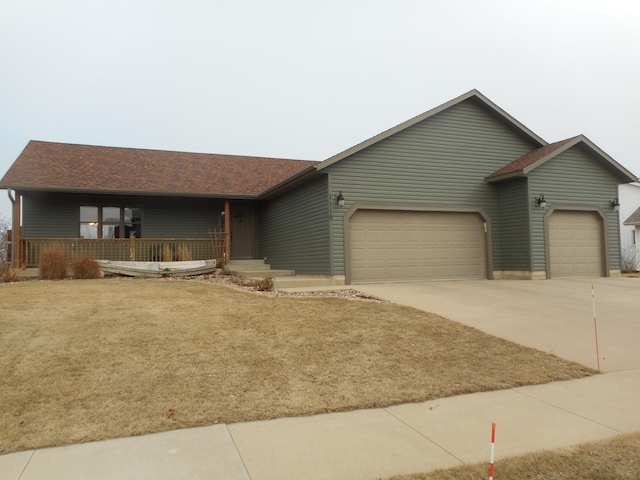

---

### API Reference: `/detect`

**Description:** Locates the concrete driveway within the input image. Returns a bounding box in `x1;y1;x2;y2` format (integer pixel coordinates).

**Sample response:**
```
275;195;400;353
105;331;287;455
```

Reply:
357;277;640;372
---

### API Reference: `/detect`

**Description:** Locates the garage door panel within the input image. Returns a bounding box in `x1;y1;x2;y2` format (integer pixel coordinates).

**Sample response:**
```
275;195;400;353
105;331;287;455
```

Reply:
587;246;600;257
559;230;573;241
403;249;420;261
549;211;603;278
349;210;486;283
573;246;587;257
402;232;419;243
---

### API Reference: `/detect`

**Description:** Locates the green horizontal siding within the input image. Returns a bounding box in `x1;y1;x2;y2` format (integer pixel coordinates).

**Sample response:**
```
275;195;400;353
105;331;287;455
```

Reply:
23;193;78;237
529;144;622;272
259;176;330;274
497;178;531;271
143;197;223;238
22;192;224;239
324;97;539;275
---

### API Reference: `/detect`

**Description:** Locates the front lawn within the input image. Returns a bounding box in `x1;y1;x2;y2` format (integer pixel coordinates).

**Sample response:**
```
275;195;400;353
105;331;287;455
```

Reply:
0;278;594;454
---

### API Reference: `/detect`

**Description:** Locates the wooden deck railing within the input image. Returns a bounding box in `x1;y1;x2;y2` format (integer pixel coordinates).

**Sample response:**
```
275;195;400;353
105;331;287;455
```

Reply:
20;235;228;267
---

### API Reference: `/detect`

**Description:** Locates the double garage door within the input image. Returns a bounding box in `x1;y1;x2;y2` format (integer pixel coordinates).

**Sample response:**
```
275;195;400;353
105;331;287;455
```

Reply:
349;210;486;283
548;211;604;277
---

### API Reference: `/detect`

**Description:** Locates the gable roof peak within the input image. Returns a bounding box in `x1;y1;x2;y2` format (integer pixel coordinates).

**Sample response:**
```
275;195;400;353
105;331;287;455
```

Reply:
487;134;638;183
316;90;547;171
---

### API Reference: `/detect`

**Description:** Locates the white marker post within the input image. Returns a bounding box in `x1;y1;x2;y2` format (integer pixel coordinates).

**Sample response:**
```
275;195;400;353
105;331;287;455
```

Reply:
489;421;496;480
592;284;601;372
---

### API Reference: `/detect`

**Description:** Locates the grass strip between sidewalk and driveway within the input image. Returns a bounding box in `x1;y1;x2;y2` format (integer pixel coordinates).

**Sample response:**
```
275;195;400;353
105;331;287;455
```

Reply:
1;278;595;455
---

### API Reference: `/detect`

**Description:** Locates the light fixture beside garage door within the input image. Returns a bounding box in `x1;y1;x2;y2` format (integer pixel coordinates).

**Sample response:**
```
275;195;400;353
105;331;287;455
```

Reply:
337;191;345;207
610;197;620;211
537;194;547;208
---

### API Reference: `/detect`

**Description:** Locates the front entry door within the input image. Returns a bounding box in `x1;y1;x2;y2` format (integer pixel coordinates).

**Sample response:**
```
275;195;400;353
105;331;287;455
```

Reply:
230;207;254;259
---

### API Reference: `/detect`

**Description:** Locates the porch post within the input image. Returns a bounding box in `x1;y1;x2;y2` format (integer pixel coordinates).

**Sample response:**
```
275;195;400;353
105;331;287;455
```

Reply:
8;189;22;267
224;199;230;264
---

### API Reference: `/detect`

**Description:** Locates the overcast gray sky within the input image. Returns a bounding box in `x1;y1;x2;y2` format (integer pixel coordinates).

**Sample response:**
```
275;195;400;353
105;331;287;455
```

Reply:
1;0;639;220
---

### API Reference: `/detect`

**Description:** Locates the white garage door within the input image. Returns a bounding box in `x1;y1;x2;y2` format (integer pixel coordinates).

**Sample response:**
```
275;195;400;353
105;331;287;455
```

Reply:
349;210;486;283
549;211;603;277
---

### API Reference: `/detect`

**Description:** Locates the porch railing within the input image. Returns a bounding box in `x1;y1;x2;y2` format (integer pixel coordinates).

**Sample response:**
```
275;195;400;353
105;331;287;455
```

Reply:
20;234;227;267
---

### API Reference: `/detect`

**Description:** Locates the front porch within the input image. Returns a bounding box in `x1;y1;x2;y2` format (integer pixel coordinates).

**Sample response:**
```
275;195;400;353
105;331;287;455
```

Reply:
4;191;236;269
9;238;344;288
16;234;228;268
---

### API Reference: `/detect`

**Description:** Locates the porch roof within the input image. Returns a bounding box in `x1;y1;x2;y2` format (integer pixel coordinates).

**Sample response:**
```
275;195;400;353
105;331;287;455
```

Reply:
0;141;318;198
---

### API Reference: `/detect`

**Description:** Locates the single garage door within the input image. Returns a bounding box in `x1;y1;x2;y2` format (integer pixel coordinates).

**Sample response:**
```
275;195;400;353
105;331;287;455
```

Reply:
548;211;603;277
349;210;486;283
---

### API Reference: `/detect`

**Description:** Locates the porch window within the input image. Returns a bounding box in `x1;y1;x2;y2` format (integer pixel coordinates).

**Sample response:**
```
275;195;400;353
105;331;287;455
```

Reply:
79;206;142;238
80;206;99;239
102;207;120;238
124;208;142;238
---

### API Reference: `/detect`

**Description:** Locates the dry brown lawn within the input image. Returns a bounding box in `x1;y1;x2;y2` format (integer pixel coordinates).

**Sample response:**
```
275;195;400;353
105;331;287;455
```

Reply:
386;432;640;480
0;278;594;455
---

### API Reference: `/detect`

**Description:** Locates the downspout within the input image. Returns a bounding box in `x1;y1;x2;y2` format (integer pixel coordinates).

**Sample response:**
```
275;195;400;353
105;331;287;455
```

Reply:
7;188;21;267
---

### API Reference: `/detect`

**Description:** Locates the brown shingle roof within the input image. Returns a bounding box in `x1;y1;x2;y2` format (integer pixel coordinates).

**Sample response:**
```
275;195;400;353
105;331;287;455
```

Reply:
0;141;318;197
487;137;578;181
487;135;637;183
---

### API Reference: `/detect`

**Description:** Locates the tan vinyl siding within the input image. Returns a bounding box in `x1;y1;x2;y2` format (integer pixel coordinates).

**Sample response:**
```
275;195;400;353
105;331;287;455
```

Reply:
259;176;331;274
497;177;531;271
529;144;621;272
324;97;539;275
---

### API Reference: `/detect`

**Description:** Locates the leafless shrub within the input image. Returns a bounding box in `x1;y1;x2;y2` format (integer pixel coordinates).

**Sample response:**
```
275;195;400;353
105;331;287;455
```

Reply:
0;216;9;271
255;276;274;291
71;257;102;279
39;244;68;280
621;246;639;273
176;245;192;261
162;244;174;262
234;276;274;291
2;263;24;283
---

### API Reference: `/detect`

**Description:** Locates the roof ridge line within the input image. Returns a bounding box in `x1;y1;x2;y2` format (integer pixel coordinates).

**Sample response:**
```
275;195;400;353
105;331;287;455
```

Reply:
25;140;317;163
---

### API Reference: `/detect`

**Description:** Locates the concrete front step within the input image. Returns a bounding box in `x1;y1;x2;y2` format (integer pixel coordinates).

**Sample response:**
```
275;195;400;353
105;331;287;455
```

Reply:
227;259;270;269
226;258;295;279
225;259;271;272
225;259;345;289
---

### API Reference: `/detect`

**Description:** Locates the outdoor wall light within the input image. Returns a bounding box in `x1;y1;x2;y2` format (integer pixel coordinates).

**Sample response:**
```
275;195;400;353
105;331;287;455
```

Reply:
536;194;547;208
611;197;620;211
337;191;345;207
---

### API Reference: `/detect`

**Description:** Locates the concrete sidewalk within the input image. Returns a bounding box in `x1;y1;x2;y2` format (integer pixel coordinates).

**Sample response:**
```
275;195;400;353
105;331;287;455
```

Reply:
4;368;640;480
